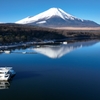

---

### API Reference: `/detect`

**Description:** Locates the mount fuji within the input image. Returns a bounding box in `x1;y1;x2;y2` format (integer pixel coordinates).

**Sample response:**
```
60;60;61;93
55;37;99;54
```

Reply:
16;8;99;27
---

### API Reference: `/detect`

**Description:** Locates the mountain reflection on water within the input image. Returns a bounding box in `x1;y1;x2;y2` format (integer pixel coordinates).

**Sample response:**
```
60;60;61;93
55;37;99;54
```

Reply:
33;40;99;59
0;40;99;59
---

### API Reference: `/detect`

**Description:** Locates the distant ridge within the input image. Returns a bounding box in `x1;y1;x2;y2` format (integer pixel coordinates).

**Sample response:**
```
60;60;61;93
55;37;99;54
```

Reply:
16;7;100;27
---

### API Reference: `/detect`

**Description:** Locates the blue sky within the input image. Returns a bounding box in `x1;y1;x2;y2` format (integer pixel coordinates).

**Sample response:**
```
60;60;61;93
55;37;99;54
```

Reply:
0;0;100;24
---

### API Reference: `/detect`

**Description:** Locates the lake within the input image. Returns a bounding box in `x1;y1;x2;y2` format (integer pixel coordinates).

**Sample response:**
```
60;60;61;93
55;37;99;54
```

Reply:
0;39;100;100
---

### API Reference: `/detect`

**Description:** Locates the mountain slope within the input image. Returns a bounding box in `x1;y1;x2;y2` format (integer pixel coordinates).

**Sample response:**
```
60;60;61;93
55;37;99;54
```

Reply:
15;8;99;27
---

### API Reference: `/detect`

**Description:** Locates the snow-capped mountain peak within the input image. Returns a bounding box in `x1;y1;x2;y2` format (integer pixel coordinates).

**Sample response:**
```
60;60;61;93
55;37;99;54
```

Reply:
47;8;76;20
16;7;78;24
15;7;99;27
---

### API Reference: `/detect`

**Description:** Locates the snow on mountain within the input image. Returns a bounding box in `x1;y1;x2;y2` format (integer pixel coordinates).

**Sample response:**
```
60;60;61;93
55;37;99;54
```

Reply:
16;8;78;24
33;40;99;59
15;7;99;27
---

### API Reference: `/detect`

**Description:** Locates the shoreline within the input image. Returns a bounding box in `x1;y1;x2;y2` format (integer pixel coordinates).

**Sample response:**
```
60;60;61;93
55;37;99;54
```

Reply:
51;27;100;30
0;38;99;50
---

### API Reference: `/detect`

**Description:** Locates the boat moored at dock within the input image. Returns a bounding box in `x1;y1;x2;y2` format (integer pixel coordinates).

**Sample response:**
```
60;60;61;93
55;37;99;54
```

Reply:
0;67;16;81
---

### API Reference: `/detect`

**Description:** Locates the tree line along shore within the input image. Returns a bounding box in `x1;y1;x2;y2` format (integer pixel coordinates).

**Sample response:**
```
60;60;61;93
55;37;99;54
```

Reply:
0;24;100;45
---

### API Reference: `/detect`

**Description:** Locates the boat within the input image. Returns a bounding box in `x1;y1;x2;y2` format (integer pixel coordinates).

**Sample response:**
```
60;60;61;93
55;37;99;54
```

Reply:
62;41;67;45
4;50;11;54
0;67;16;81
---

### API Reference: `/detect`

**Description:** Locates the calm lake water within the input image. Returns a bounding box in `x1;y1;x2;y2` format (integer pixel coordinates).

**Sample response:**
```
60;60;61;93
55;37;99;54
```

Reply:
0;40;100;100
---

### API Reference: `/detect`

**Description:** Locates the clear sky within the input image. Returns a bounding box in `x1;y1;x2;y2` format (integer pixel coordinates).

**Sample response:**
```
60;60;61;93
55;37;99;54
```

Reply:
0;0;100;24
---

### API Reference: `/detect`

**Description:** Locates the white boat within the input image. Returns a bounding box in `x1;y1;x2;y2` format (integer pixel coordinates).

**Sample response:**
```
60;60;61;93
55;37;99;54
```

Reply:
62;41;67;45
0;67;16;81
4;50;10;54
